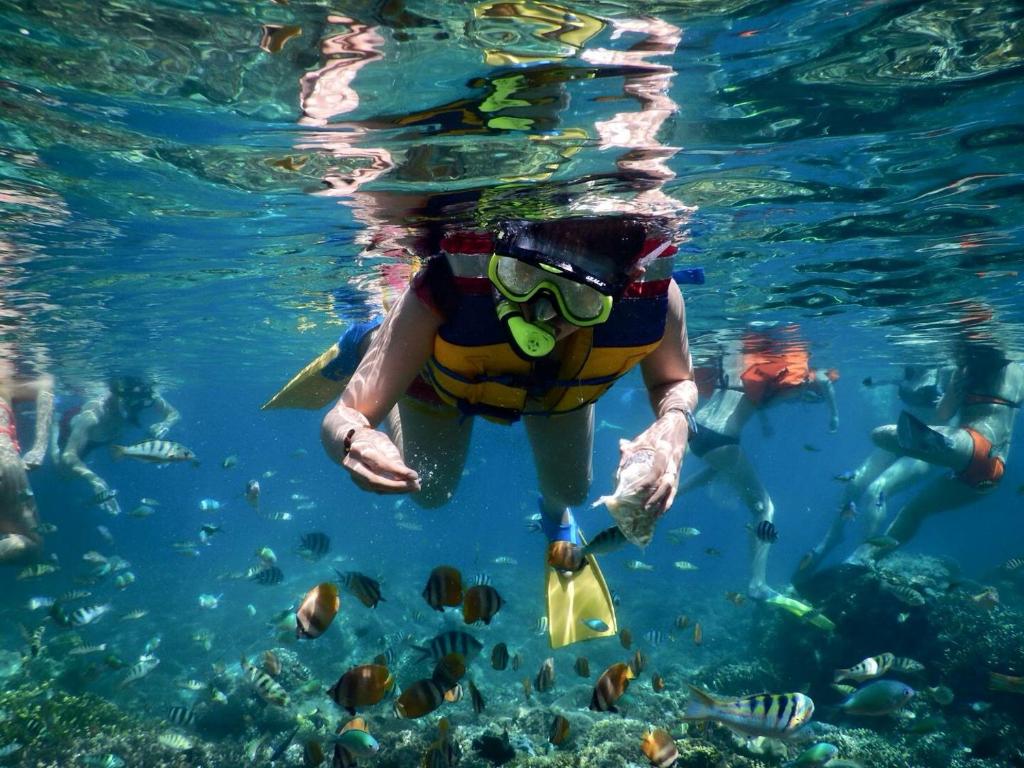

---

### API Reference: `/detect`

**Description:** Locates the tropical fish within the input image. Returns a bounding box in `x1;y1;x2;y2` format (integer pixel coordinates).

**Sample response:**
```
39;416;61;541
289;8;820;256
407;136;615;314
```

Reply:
431;653;467;691
890;657;926;674
157;733;193;751
667;526;700;542
250;566;283;586
840;680;915;715
256;546;277;566
297;532;330;561
1002;557;1024;571
443;683;463;703
643;629;669;647
421;718;458;767
749;520;779;543
493;556;518;565
574;657;590;677
534;616;549;636
394;678;446;719
726;591;747;606
245;480;260;507
831;684;856;696
111;440;197;464
17;563;58;580
296;582;340;639
549;714;571;746
675;615;691;630
834;653;895;683
547;541;586;574
590;662;635;712
336;570;384;608
241;654;290;706
673;560;698;571
128;504;156;518
328;664;394;715
684;686;815;737
413;631;483;663
333;718;379;758
68;643;108;657
535;657;555;693
468;680;485;714
627;560;654;571
783;743;839;768
121;609;148;621
199;498;222;512
803;443;821;452
121;654;160;687
620;628;633;649
704;547;722;556
178;680;206;691
490;642;509;671
971;587;999;609
198;593;222;609
629;649;648;676
882;583;925;607
582;526;629;557
167;706;195;726
462;584;504;625
260;510;292;521
70;604;113;627
652;674;666;692
26;596;55;611
834;470;856;482
222;455;238;468
989;672;1024;694
640;729;678;768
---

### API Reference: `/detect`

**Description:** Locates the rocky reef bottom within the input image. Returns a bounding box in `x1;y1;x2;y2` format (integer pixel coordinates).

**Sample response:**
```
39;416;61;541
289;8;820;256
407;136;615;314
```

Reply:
2;553;1022;768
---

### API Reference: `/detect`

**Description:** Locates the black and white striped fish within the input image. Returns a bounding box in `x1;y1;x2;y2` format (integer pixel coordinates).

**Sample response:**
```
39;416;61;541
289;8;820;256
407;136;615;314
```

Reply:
111;440;197;464
413;631;483;663
297;532;330;561
249;566;284;586
120;655;160;687
749;520;779;543
683;687;814;737
167;706;196;726
69;604;113;627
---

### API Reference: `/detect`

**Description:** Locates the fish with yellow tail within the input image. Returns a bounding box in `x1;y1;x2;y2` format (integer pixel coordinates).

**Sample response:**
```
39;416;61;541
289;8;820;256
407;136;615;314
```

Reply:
295;582;340;639
683;686;814;738
589;662;635;713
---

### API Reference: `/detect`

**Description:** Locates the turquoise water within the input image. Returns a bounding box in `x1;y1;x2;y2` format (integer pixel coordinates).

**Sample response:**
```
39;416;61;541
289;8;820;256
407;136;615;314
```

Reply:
2;1;1023;766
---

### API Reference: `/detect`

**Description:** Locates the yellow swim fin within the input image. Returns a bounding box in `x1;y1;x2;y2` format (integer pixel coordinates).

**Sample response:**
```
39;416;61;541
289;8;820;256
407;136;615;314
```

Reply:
546;532;617;649
260;341;347;411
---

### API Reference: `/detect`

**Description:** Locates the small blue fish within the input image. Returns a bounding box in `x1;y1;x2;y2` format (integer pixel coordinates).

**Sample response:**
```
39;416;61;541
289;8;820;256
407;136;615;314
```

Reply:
840;680;915;716
581;618;609;632
833;470;856;483
199;498;222;512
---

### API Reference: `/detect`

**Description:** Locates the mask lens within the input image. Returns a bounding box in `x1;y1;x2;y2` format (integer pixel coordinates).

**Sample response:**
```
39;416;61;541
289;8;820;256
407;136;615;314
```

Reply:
492;255;608;323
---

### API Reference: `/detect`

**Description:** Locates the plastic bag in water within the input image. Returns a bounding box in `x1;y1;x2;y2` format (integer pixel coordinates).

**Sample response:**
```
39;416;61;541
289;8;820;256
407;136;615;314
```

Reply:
591;445;657;547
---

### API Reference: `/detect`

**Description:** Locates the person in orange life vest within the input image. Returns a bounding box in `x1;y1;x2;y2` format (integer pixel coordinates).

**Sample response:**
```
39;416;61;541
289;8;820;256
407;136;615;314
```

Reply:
850;327;1022;565
0;356;53;565
677;325;838;600
797;365;957;577
321;215;697;534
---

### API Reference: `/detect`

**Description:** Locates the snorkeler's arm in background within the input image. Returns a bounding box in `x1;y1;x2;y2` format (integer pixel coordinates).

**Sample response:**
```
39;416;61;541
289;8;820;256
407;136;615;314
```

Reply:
627;282;697;514
322;288;441;493
149;393;180;439
59;403;108;493
934;366;965;423
821;373;839;433
12;374;54;469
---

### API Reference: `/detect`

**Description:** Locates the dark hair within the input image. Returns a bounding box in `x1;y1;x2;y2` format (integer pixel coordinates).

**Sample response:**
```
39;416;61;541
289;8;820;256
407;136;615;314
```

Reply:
495;216;662;295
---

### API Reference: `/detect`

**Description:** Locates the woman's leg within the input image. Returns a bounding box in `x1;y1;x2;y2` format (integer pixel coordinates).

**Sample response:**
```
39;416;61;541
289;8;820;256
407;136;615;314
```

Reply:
388;398;473;509
701;444;776;599
0;454;42;564
524;405;594;524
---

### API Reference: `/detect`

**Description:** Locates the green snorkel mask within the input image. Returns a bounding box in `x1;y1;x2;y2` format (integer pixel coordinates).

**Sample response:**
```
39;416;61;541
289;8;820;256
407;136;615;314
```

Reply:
495;298;557;358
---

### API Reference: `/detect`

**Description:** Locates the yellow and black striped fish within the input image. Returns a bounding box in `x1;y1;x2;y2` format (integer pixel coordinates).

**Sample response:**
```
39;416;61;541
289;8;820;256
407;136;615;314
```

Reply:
549;714;570;747
641;729;678;768
590;662;635;713
241;654;290;707
683;686;814;738
395;678;446;719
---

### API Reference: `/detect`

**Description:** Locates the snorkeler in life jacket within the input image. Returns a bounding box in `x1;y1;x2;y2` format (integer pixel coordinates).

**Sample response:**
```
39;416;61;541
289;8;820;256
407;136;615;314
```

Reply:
275;215;701;648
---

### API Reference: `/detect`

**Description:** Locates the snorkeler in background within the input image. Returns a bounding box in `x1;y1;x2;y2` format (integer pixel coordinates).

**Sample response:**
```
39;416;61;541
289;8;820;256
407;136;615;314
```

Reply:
0;362;53;564
797;365;957;576
58;376;179;515
678;325;838;600
849;334;1022;564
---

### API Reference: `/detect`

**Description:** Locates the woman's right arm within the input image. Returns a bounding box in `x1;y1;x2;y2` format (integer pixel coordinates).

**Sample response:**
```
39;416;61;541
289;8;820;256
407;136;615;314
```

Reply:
321;287;442;493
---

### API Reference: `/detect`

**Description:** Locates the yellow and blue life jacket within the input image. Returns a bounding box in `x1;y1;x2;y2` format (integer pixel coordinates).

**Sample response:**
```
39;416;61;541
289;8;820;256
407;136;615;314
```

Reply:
421;230;676;423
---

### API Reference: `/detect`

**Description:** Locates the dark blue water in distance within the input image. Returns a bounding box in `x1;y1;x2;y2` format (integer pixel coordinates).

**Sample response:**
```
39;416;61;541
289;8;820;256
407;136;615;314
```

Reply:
2;0;1023;765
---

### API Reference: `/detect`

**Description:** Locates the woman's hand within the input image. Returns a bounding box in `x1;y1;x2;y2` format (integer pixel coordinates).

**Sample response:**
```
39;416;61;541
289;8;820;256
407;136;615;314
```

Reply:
341;428;420;494
617;416;685;517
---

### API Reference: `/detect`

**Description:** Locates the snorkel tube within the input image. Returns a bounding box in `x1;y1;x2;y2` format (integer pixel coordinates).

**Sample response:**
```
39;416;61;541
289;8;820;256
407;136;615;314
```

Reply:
495;299;556;359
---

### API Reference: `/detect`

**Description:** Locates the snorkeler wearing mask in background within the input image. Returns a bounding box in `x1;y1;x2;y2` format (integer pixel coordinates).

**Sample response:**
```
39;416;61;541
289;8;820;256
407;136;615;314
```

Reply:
58;376;180;515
